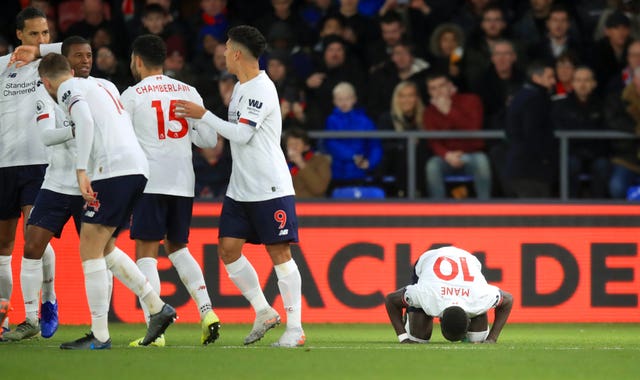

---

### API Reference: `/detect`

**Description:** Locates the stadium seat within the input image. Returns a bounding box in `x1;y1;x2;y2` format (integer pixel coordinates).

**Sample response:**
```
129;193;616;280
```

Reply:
331;186;385;199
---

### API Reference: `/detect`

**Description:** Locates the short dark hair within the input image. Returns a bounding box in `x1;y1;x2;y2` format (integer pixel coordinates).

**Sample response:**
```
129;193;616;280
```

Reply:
38;53;71;79
526;60;552;80
16;6;46;30
440;306;469;342
142;3;167;18
425;71;450;86
228;25;266;60
131;34;166;68
62;36;91;57
284;127;311;146
380;10;403;25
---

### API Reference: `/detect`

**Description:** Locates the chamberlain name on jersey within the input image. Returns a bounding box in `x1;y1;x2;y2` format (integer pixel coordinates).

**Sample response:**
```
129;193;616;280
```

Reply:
0;55;48;168
404;246;502;318
57;77;148;181
121;75;216;197
225;71;294;202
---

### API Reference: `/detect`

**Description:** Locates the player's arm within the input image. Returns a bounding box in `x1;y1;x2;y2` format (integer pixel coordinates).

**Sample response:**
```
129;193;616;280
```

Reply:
40;122;74;146
9;43;62;68
189;95;219;148
484;289;513;343
384;288;415;343
174;100;255;144
68;97;96;200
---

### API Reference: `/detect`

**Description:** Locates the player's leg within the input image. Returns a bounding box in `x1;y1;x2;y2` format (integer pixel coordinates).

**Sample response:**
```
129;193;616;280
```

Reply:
217;196;278;344
467;313;489;343
165;196;219;345
2;224;55;341
253;195;303;348
0;218;18;334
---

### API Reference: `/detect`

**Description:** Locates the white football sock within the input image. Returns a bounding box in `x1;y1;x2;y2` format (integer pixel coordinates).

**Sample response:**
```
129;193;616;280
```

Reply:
136;257;160;324
274;259;302;330
0;255;12;328
225;254;270;313
82;258;110;342
169;248;212;319
20;257;42;323
104;247;163;315
41;243;56;303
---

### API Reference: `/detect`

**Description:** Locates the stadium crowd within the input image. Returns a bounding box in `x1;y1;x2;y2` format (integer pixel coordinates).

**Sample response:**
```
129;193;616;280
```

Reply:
3;0;640;200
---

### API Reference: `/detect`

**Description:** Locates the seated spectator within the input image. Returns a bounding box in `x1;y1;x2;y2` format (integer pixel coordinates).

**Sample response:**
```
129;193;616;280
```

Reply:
365;10;406;69
552;66;611;198
377;81;428;197
92;45;133;92
593;10;633;93
367;39;430;121
194;44;229;111
512;0;554;49
255;0;314;49
300;0;337;34
65;0;128;58
163;39;196;85
505;61;558;198
266;51;307;130
423;72;491;200
451;0;492;35
428;23;465;89
284;127;332;198
305;36;365;130
262;21;314;81
607;39;640;95
377;0;434;50
605;66;640;199
552;51;579;99
469;39;525;197
311;13;347;58
324;82;383;191
528;4;584;65
136;4;187;59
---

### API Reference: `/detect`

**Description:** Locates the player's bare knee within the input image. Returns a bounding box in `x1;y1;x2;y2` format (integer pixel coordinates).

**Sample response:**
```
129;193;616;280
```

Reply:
23;240;47;259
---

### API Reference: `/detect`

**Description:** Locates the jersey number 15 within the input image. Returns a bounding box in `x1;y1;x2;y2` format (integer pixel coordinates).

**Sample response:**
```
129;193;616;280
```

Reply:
152;99;188;140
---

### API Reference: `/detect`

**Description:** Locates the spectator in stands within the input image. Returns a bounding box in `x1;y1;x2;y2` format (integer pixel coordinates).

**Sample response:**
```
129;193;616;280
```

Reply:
377;0;434;50
324;82;383;192
593;0;640;40
605;65;640;198
65;0;127;58
593;10;633;93
365;10;406;70
263;21;314;82
284;127;332;198
428;23;466;89
336;0;379;54
505;61;558;198
552;51;579;99
93;45;133;91
0;35;10;56
311;13;347;58
255;0;314;49
164;38;196;85
367;40;430;122
377;81;428;197
463;5;521;89
266;51;307;130
423;72;491;200
451;0;492;35
470;39;525;197
552;66;611;198
194;43;228;110
188;0;233;62
529;4;584;64
305;35;365;130
300;0;338;34
607;38;640;94
512;0;555;48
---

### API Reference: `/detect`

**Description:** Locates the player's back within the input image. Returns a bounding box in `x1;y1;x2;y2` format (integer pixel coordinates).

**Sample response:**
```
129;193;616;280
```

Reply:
0;57;48;167
121;75;202;197
58;77;148;181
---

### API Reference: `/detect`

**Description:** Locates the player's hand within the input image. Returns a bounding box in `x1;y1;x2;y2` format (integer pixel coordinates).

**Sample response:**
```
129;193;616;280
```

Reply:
76;170;95;202
174;100;207;119
9;45;39;68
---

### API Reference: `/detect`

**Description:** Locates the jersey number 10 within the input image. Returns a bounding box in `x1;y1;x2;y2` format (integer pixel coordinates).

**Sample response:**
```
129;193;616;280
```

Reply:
152;100;188;140
433;256;475;282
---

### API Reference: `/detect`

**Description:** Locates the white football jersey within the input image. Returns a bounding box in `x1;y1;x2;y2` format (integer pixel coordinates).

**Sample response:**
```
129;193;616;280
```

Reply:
57;77;148;181
226;71;294;201
36;91;80;195
0;56;48;168
404;246;502;318
121;75;215;197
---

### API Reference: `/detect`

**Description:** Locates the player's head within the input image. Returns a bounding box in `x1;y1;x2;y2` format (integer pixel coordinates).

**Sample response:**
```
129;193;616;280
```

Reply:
225;25;266;72
16;7;49;47
62;36;92;79
440;306;470;342
38;53;72;97
130;34;166;81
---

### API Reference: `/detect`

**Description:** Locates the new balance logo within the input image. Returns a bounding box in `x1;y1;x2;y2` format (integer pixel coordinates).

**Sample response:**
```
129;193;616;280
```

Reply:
248;99;263;109
8;73;16;78
278;229;289;236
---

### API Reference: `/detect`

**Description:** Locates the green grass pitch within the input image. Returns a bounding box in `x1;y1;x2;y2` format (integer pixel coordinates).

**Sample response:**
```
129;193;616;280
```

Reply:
2;323;639;379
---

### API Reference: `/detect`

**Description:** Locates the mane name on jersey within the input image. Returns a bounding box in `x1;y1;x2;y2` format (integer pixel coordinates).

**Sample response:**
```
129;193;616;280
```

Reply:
440;286;470;297
135;83;191;94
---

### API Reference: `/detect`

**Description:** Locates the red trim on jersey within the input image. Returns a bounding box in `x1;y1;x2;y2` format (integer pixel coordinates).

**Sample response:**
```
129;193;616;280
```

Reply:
238;117;257;127
36;113;50;122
